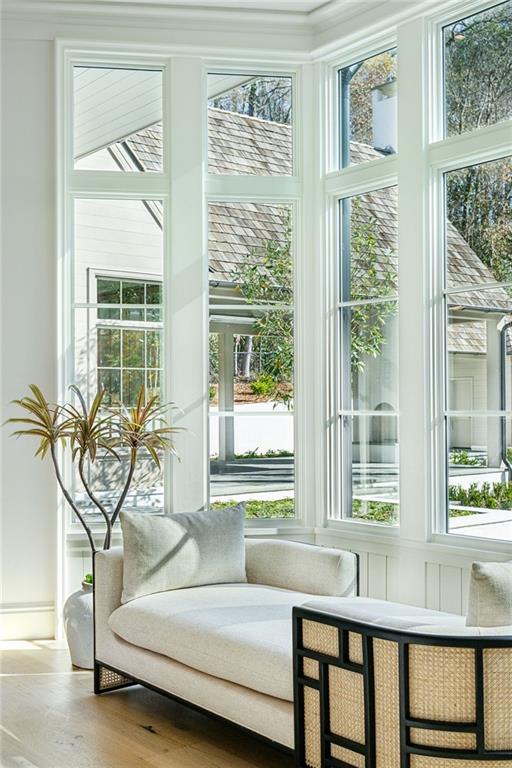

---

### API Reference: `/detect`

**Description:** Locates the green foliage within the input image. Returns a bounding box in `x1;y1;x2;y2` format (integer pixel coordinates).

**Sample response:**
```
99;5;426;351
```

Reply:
449;449;486;467
351;499;398;524
349;51;397;147
449;480;512;510
234;448;293;459
83;573;93;584
212;498;294;518
349;199;397;377
209;385;216;401
445;4;512;136
444;4;512;284
250;373;276;396
235;210;294;406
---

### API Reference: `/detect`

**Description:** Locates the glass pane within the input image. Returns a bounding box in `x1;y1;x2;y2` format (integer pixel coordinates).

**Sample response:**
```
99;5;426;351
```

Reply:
444;2;512;137
97;328;120;367
339;49;397;168
342;414;399;525
208;201;294;516
448;415;512;540
447;289;512;412
123;369;145;405
342;302;398;411
122;280;145;321
97;369;121;406
74;199;163;305
208;73;292;175
340;186;398;302
210;414;294;519
147;330;161;369
445;157;512;289
122;330;145;368
73;66;163;171
147;370;162;402
97;278;120;304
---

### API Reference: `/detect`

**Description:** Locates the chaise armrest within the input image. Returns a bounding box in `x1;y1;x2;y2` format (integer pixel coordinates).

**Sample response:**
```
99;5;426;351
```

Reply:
245;539;358;597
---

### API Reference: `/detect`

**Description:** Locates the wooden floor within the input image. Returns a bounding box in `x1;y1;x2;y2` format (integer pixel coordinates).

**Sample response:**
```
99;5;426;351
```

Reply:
0;641;294;768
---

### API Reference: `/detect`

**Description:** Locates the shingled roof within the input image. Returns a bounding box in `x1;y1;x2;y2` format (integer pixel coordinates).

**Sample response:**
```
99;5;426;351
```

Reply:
117;109;512;353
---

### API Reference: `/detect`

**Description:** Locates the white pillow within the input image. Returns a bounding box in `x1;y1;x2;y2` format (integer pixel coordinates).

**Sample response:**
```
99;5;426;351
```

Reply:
120;505;246;603
466;560;512;627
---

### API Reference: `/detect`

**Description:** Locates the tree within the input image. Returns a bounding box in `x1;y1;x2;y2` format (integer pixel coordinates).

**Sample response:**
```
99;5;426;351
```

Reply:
235;211;294;405
209;76;292;125
235;202;397;406
445;3;512;136
444;3;512;285
348;51;396;147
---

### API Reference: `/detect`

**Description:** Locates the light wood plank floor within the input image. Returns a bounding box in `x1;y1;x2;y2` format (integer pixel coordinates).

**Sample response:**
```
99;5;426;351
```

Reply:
0;641;294;768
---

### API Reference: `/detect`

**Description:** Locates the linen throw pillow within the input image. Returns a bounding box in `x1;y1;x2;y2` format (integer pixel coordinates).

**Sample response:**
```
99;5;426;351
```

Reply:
466;560;512;627
120;505;246;603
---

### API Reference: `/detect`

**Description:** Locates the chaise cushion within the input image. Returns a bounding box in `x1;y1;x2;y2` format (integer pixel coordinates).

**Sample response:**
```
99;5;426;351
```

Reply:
109;583;323;700
120;506;246;603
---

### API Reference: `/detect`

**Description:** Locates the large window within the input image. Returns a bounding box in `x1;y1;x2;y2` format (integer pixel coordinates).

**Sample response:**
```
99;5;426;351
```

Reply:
336;187;399;525
208;202;294;519
444;156;512;540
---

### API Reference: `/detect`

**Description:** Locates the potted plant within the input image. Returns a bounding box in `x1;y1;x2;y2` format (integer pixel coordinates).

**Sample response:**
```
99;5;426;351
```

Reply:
6;384;180;668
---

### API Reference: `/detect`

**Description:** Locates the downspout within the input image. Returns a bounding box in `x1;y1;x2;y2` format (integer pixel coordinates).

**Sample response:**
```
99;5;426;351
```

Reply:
500;319;512;479
339;63;363;169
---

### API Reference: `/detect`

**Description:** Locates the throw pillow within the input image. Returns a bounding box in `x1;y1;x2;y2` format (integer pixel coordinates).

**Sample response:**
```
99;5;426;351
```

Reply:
120;505;246;603
466;560;512;627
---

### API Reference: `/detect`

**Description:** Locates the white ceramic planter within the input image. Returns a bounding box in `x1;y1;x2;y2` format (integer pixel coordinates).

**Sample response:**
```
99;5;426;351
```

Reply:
63;580;94;669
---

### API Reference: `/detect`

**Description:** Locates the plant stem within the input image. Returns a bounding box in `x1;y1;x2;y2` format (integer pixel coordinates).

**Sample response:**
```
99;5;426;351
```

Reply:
109;447;137;530
51;444;96;554
78;455;113;551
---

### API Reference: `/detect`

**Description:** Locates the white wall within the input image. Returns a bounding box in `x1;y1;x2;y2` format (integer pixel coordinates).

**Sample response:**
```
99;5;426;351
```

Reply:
1;3;510;642
1;39;57;639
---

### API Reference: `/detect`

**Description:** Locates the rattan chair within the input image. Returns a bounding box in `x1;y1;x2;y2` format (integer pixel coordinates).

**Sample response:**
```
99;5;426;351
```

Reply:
294;606;512;768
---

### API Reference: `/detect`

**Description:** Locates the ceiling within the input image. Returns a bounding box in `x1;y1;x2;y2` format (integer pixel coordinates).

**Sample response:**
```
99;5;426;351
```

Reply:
62;0;334;12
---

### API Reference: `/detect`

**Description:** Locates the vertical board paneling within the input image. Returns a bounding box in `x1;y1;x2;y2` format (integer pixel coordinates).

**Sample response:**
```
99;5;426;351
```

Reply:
461;568;470;615
368;553;387;600
425;562;440;610
386;556;400;602
440;565;463;614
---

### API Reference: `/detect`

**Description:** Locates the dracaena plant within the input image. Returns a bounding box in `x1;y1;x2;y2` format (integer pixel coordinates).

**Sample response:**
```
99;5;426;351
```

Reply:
6;384;181;553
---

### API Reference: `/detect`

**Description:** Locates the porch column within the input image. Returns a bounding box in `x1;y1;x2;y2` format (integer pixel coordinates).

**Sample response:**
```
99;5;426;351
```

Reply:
219;332;235;462
486;319;501;467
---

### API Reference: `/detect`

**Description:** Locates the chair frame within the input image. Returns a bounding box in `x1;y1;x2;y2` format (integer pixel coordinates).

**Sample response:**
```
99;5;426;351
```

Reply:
293;605;512;768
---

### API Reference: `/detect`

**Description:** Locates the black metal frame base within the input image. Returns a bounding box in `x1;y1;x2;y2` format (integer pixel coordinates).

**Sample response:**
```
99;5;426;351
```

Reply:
293;606;512;768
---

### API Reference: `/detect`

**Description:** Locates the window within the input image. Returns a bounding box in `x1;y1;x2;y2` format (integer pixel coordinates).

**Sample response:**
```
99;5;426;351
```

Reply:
72;195;164;515
96;277;163;407
208;202;294;518
73;66;163;171
207;73;293;175
336;186;399;525
443;1;512;137
444;156;512;539
338;49;397;168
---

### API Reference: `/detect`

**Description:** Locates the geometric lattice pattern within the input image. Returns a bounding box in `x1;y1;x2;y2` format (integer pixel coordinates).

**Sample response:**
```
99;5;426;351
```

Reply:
294;606;512;768
94;662;135;694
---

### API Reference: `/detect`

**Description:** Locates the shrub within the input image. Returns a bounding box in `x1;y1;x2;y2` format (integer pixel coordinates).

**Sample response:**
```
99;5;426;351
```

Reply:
250;373;275;397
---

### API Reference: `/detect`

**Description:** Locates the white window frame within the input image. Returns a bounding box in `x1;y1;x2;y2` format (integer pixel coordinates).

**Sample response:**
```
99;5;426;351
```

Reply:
204;61;307;529
58;46;313;542
322;1;512;552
